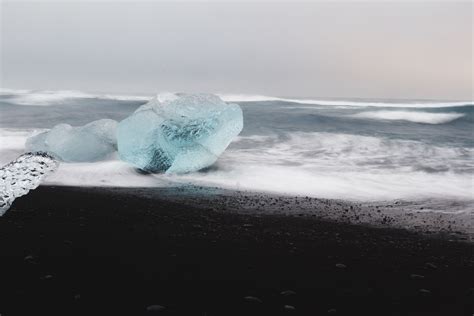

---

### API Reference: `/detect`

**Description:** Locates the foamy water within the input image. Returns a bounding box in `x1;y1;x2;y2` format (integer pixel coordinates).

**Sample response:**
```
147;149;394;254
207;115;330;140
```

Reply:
0;89;472;207
1;88;469;108
351;111;464;124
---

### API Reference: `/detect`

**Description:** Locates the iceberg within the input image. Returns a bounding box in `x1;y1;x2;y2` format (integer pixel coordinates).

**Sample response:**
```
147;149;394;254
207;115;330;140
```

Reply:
0;152;59;216
25;119;118;162
117;93;243;173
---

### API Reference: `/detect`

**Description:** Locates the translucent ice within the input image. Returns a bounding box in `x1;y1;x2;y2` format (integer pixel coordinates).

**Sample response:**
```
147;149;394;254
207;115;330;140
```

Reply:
117;93;243;173
0;152;59;216
25;119;118;162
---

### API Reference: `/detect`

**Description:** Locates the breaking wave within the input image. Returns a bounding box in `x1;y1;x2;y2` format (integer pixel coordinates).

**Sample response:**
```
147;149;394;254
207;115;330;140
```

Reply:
219;94;472;108
0;88;150;106
1;88;471;108
175;132;473;201
351;111;465;124
2;129;471;201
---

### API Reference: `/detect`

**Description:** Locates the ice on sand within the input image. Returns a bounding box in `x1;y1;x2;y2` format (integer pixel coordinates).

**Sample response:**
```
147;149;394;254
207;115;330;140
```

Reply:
0;152;59;216
117;93;243;173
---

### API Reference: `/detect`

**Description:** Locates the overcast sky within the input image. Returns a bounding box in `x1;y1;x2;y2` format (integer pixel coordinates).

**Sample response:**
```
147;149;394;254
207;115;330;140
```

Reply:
1;1;472;100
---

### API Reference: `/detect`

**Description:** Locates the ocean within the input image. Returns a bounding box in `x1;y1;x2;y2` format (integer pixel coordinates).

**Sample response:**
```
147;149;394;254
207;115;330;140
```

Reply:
1;89;472;208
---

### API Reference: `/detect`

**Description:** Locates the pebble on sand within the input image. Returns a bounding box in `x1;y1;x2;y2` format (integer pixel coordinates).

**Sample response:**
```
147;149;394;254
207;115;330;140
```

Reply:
24;255;36;264
243;296;263;304
410;274;425;280
284;304;296;311
425;262;438;269
146;305;166;312
40;274;53;280
280;290;296;296
24;255;34;261
419;289;432;296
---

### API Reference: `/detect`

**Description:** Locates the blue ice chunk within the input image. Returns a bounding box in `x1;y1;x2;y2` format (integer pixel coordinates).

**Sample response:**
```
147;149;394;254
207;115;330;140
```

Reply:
25;119;118;162
117;93;243;173
0;152;59;216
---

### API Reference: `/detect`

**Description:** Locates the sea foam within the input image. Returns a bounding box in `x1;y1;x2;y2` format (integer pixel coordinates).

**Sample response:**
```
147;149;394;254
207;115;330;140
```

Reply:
218;94;472;108
351;111;464;124
2;129;471;202
1;88;471;108
0;88;150;106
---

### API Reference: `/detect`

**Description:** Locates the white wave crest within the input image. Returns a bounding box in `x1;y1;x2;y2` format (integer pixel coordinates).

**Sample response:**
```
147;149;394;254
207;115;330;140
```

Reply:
219;94;472;108
0;88;150;106
2;89;471;108
2;90;96;105
351;111;464;124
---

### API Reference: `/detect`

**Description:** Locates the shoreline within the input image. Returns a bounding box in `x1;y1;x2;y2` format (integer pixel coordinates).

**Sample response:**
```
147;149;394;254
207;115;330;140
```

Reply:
73;184;474;241
0;185;472;315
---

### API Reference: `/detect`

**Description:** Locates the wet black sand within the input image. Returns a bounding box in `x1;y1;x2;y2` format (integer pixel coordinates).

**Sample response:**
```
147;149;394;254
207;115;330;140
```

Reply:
0;186;472;315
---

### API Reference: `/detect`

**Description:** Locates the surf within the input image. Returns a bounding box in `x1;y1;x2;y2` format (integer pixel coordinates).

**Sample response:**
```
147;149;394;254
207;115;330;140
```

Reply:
2;88;472;108
351;111;465;124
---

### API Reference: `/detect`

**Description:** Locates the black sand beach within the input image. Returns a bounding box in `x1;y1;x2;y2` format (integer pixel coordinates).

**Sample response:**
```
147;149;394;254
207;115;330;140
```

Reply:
0;186;472;316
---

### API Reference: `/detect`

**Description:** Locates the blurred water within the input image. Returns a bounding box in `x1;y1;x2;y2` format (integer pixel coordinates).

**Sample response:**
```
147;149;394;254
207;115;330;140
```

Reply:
0;89;472;203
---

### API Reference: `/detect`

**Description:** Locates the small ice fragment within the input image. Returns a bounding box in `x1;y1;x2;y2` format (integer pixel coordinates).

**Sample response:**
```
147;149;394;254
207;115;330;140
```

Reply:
0;152;59;216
